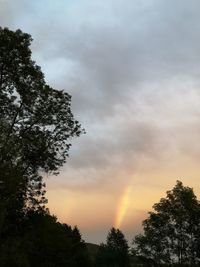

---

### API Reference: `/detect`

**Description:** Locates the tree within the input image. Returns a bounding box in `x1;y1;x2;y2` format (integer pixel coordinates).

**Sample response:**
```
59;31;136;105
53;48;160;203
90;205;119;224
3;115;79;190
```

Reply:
95;228;130;267
133;181;200;266
0;26;90;267
0;27;83;218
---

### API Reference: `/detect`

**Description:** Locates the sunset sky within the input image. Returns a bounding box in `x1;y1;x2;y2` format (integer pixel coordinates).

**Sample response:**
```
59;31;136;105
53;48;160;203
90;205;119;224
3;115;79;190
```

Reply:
1;0;200;244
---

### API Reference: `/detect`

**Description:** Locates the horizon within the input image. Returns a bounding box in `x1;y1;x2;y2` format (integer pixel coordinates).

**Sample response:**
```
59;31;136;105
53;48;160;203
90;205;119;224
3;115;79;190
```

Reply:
1;0;200;244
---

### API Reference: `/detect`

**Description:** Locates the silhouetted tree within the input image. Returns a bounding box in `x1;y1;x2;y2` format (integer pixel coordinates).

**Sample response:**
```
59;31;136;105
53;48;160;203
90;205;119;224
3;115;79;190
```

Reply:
0;27;85;266
0;26;83;203
95;228;130;267
133;181;200;266
0;26;83;228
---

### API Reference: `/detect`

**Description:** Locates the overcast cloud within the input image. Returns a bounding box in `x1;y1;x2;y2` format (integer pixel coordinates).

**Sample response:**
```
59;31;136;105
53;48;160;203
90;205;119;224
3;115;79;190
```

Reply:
1;0;200;242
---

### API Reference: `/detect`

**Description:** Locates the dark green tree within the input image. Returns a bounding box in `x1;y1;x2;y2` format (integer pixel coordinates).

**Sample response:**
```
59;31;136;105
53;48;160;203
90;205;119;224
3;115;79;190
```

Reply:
133;181;200;266
95;228;130;267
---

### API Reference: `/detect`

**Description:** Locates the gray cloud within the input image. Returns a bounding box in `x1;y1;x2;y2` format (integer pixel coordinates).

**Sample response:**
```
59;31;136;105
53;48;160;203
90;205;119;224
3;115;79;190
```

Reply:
1;0;200;190
43;1;200;191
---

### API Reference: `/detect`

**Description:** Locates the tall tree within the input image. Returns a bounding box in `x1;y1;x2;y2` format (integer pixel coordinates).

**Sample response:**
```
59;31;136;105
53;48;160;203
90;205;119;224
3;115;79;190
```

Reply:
95;228;130;267
0;27;83;211
133;181;200;266
0;26;90;267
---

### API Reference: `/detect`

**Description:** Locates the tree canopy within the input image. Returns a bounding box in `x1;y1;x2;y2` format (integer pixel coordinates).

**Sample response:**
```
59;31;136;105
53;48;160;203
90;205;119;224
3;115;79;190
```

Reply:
0;27;83;212
133;181;200;266
0;27;89;267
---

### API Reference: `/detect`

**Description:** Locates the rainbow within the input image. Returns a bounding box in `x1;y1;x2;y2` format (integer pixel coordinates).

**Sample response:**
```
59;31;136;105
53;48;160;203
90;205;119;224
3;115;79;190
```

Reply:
114;185;132;229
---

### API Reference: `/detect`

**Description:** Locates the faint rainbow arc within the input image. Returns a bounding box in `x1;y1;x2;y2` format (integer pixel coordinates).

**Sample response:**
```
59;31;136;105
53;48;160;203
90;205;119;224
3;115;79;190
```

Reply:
114;185;132;229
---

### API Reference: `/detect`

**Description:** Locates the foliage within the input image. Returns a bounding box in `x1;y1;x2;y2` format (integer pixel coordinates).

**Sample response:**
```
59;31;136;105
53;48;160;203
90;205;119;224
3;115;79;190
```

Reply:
0;26;83;212
0;210;91;267
133;181;200;266
0;27;87;266
86;243;100;265
95;227;130;267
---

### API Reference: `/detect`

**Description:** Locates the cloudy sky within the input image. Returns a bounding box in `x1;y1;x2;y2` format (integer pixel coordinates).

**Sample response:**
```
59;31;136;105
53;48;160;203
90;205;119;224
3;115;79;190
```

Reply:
1;0;200;243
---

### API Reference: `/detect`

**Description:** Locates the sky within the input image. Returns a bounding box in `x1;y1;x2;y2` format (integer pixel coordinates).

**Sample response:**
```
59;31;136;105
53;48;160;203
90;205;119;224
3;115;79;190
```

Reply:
1;0;200;244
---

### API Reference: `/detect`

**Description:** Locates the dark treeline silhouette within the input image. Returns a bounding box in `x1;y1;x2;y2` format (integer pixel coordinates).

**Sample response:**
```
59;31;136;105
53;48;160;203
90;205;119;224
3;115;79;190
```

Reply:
0;210;91;266
1;27;200;267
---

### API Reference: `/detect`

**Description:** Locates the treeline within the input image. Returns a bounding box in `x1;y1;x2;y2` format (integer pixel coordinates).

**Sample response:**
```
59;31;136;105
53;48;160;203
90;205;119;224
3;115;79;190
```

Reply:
0;209;91;267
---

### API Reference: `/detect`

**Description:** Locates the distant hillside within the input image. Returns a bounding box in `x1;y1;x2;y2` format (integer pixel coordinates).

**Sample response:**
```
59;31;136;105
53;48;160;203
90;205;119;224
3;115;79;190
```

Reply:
86;243;99;262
